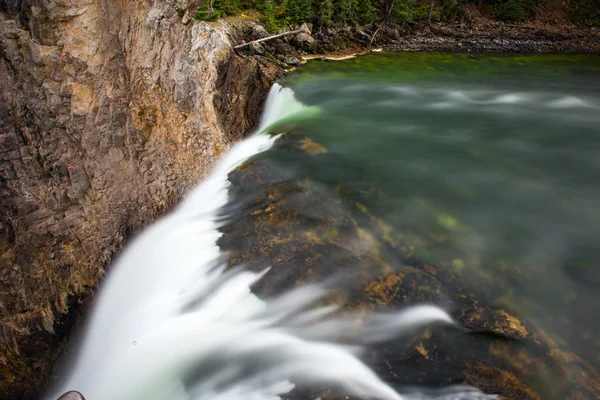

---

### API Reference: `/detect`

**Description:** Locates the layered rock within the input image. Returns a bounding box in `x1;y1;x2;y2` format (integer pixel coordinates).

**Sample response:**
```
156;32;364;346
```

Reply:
0;1;280;397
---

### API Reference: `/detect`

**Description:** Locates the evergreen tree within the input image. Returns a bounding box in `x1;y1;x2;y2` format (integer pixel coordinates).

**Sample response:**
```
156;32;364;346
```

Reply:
301;0;314;23
195;0;419;26
392;0;416;21
356;0;377;23
262;0;280;32
316;0;334;24
286;0;313;24
336;0;359;24
213;0;241;15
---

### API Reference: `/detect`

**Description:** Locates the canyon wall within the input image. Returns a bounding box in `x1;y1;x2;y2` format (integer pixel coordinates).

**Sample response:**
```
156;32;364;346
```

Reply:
0;1;281;397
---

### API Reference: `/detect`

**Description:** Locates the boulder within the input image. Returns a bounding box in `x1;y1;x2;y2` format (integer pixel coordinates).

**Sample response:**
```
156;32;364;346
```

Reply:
383;25;401;41
292;25;317;51
251;24;269;40
275;54;302;66
355;29;371;42
248;41;266;55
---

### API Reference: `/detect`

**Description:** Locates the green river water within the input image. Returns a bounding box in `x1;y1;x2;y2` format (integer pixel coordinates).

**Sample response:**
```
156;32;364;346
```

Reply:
265;53;600;369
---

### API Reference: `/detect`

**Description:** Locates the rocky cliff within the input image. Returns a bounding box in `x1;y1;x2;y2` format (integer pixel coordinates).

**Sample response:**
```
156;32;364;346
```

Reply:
0;1;281;398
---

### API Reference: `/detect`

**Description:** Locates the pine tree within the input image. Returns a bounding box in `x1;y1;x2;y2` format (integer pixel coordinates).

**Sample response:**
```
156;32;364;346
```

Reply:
336;0;359;24
214;0;240;15
392;0;416;22
287;0;313;25
356;0;377;23
316;0;334;24
300;0;314;22
262;0;280;32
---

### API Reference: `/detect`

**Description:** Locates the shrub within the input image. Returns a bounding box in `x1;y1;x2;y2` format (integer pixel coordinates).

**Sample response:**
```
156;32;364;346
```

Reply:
492;0;538;23
195;2;222;21
356;0;378;24
493;0;526;22
413;2;441;21
194;0;243;21
261;0;280;32
214;0;242;15
568;0;600;26
316;0;335;24
173;0;186;18
393;0;417;22
286;0;314;25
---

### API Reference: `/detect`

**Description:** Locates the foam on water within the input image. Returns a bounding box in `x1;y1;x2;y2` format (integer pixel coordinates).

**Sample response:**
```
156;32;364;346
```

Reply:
49;84;491;400
384;85;598;111
547;95;593;108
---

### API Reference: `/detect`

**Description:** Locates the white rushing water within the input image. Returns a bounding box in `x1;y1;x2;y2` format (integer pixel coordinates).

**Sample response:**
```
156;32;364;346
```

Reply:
49;84;491;400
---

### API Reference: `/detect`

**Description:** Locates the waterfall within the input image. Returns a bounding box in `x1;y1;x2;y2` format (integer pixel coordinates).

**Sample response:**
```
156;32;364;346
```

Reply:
48;84;489;400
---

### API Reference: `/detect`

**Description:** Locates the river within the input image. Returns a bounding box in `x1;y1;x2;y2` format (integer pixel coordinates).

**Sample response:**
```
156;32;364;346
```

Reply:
50;53;600;400
283;53;600;368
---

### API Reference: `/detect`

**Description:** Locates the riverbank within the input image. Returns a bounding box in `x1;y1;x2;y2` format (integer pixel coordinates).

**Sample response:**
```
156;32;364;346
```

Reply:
379;23;600;52
228;15;600;69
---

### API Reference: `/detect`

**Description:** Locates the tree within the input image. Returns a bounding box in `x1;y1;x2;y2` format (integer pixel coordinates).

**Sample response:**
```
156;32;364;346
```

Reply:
286;0;313;25
262;0;280;32
336;0;359;24
316;0;335;24
214;0;241;14
392;0;415;21
356;0;378;23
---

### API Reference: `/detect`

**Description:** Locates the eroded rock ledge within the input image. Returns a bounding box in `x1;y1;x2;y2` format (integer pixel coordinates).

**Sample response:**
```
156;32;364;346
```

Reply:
0;1;281;397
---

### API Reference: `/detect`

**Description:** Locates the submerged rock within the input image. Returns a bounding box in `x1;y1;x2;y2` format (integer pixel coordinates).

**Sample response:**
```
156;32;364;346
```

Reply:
219;132;600;400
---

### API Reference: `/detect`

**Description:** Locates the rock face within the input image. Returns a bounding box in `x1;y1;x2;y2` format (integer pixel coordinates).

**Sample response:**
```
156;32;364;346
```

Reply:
0;1;281;398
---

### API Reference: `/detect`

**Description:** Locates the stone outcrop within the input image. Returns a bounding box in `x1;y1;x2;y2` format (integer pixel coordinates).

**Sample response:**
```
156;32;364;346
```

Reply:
0;1;281;398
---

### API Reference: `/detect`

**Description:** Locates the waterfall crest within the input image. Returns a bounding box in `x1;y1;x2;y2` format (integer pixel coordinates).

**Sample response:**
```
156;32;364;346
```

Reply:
49;84;490;400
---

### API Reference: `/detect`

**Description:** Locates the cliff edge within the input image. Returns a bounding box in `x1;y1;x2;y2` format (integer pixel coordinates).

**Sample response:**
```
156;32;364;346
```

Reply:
0;1;281;398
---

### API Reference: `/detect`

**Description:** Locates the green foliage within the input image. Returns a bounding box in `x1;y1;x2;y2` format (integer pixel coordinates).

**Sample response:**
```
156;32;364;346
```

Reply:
195;0;217;20
260;0;281;32
214;0;242;15
413;2;441;21
331;0;377;24
195;2;222;21
191;0;434;27
567;0;600;26
441;0;458;17
356;0;378;24
286;0;314;25
335;0;357;25
194;0;242;21
493;0;527;22
194;0;587;27
173;0;186;18
316;0;335;24
439;0;478;25
392;0;416;22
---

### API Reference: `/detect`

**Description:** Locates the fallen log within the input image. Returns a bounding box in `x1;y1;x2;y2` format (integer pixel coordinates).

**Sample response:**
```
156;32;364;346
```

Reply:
234;26;309;50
